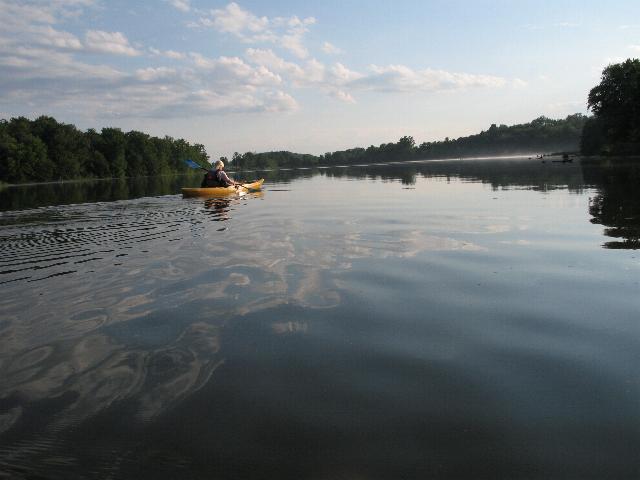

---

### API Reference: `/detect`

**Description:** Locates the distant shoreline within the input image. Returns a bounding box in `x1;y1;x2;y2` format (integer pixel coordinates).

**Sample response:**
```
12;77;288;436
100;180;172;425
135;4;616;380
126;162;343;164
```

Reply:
9;154;639;189
2;154;570;187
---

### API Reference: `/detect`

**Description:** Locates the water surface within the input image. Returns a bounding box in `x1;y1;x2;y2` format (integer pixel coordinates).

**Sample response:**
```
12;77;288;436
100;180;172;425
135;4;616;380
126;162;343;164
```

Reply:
1;158;639;479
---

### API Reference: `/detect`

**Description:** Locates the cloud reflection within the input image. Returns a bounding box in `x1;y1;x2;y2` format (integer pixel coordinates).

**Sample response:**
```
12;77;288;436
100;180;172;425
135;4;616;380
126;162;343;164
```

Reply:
0;181;491;471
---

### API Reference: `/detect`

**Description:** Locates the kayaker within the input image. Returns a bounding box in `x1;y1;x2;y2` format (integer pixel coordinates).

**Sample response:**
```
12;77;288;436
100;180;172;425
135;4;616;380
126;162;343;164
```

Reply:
201;160;238;188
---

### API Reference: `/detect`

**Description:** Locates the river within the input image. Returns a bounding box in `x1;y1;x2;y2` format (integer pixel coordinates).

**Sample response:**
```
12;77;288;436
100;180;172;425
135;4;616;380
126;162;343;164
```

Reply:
0;157;639;479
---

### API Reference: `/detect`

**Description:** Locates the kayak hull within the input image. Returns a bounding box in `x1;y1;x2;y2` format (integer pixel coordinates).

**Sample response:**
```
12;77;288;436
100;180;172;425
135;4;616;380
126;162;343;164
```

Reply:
181;179;264;197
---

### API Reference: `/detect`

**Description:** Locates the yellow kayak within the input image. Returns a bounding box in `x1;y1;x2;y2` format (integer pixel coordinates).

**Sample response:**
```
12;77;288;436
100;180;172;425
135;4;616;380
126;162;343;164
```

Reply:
181;179;264;197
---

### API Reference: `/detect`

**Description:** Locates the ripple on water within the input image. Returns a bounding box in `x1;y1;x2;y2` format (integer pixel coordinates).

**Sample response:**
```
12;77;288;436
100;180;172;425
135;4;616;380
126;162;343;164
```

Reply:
0;195;254;288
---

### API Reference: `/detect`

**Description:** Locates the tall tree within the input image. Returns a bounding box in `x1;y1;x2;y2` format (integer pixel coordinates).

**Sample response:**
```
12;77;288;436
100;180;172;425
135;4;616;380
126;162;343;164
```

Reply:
587;58;640;155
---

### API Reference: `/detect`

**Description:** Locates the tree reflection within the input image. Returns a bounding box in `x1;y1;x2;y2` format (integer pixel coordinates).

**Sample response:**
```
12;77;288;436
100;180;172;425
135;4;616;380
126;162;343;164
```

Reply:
203;197;232;222
582;158;640;249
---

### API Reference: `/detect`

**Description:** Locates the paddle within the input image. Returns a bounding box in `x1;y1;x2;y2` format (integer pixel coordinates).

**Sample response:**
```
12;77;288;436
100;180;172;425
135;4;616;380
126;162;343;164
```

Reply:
184;158;208;171
184;159;252;191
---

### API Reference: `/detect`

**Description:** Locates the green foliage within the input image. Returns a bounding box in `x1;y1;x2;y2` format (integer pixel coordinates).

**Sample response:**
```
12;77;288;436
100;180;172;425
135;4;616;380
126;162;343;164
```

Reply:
585;58;640;155
1;118;56;183
231;115;587;170
0;116;210;183
232;151;319;170
580;117;606;155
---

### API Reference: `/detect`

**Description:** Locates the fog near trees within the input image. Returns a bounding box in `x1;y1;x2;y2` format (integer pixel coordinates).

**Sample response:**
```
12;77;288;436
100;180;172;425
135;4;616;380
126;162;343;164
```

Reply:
231;114;587;170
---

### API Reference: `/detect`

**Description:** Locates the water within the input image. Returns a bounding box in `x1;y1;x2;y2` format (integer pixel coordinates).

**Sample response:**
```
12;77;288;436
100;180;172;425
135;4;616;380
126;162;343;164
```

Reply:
0;158;639;479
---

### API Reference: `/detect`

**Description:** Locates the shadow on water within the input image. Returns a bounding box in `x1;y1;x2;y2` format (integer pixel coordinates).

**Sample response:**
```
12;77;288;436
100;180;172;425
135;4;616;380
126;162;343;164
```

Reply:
0;173;203;212
580;157;640;249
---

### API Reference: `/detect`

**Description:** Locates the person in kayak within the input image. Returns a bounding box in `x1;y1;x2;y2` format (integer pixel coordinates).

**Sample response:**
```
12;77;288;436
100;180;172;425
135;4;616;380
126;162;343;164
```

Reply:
201;160;239;188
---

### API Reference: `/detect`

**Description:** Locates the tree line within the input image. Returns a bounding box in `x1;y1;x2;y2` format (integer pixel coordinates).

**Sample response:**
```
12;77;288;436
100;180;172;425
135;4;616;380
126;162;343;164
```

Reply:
231;114;588;170
0;116;209;184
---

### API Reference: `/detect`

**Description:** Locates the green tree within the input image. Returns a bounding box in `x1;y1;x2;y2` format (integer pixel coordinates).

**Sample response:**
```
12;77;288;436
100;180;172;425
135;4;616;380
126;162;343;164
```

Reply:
125;131;153;177
32;116;90;179
580;117;606;155
2;117;55;182
100;128;127;177
587;58;640;154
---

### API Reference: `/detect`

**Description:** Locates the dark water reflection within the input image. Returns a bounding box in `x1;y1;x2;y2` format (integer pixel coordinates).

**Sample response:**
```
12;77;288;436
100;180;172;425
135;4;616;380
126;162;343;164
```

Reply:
1;157;639;479
581;158;640;249
0;174;204;213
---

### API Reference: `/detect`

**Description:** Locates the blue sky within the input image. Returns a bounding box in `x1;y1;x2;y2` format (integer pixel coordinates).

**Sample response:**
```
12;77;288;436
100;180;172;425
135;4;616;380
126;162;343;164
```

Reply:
1;0;639;158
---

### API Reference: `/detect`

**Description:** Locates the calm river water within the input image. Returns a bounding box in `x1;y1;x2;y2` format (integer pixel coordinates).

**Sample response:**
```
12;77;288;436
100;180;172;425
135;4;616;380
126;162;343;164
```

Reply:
0;157;639;479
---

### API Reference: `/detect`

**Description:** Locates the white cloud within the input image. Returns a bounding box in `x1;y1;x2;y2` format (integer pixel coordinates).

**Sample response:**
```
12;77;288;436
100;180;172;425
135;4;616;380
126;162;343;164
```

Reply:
245;50;325;84
263;90;299;112
512;78;528;88
245;48;305;77
164;49;186;59
0;0;95;26
167;0;190;12
194;3;315;58
0;0;300;118
85;30;141;56
214;56;282;86
0;1;86;52
0;0;514;120
301;58;325;83
206;2;270;39
0;44;296;118
0;1;57;25
280;33;308;58
244;47;509;105
274;15;315;58
135;67;178;82
150;47;186;59
321;41;342;55
273;15;316;30
190;52;217;69
190;53;282;87
349;65;507;93
629;45;640;53
331;90;355;104
330;62;362;83
39;25;83;49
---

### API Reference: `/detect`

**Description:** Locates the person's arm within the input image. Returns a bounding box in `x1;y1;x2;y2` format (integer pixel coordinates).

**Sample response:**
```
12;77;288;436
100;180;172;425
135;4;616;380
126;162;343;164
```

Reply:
218;170;236;186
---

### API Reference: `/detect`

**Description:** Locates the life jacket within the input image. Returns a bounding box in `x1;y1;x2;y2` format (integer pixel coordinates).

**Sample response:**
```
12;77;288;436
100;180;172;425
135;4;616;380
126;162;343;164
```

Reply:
201;170;224;187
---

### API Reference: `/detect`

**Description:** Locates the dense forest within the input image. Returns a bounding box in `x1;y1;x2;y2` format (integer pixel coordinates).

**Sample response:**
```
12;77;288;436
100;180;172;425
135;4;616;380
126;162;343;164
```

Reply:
231;114;588;169
0;116;209;184
581;58;640;156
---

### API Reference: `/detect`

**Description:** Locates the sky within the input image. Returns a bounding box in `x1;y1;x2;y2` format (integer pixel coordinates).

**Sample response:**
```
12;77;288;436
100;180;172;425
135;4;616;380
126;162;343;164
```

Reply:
1;0;640;158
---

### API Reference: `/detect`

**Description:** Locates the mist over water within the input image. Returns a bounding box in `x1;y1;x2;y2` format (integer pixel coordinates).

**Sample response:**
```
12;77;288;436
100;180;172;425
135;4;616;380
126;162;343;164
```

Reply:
1;158;639;479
